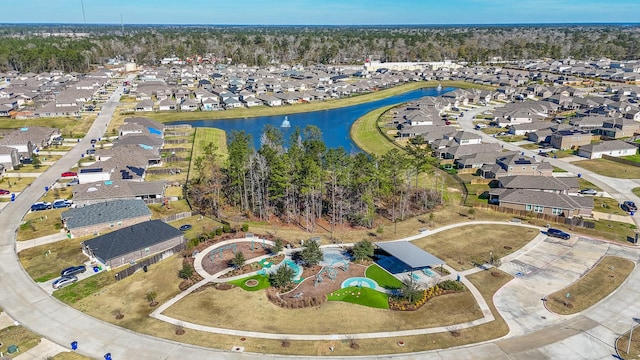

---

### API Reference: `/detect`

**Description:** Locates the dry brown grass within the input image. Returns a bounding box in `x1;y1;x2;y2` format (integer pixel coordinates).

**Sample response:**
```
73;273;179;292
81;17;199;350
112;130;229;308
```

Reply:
164;285;481;334
546;256;634;315
52;352;94;360
412;224;539;271
0;176;38;192
19;235;92;282
0;325;41;355
17;208;67;241
573;158;640;179
60;254;515;356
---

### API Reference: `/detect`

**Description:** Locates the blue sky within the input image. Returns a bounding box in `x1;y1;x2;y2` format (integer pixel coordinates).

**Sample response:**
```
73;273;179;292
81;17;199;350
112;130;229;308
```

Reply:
1;0;639;25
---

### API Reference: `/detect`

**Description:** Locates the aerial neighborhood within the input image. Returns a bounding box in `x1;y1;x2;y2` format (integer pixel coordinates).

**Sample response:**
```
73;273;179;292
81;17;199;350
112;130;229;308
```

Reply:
3;50;640;358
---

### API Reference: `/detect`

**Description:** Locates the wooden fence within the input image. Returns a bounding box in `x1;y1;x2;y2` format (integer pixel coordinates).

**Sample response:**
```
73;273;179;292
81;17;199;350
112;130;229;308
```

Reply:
165;124;192;129
161;148;189;153
146;168;182;175
165;139;189;144
114;243;186;281
602;154;640;168
473;203;595;229
160;211;194;223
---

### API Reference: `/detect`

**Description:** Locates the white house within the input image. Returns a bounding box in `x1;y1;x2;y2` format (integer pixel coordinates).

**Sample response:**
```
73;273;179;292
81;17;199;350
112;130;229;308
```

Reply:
578;140;637;159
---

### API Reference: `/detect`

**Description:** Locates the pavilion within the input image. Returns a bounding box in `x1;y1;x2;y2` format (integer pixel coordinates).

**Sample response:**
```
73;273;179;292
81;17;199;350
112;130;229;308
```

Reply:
375;241;445;274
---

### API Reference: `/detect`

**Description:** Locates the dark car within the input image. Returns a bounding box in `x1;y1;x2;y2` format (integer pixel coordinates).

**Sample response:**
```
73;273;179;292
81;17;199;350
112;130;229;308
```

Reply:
20;158;33;164
60;265;86;277
90;138;98;144
546;228;571;240
86;149;96;155
179;224;193;231
0;189;10;195
621;201;638;213
31;202;52;211
52;275;78;289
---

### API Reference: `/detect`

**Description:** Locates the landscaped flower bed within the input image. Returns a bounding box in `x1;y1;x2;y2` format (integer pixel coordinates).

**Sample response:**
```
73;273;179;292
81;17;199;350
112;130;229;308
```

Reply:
389;280;466;311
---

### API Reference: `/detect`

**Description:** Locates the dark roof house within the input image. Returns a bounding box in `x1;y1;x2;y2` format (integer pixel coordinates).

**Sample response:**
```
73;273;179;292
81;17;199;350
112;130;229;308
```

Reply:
82;220;185;269
61;199;152;237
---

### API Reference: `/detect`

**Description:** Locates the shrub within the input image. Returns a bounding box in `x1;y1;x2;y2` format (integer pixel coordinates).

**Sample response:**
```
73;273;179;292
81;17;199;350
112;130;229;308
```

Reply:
215;227;223;236
241;223;249;232
222;224;232;233
178;263;194;279
438;279;466;291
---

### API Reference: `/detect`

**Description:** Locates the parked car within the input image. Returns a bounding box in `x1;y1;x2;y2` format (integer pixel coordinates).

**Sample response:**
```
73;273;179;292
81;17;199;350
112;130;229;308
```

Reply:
31;202;52;211
86;149;96;155
66;179;80;187
546;228;571;240
61;171;77;178
579;189;598;196
0;189;10;195
52;199;72;209
52;275;78;289
20;158;33;164
621;201;638;213
90;138;98;144
60;265;86;277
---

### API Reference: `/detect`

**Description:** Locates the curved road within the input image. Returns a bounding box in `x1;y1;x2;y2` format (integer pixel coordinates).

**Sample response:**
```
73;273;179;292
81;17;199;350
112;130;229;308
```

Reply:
0;93;639;359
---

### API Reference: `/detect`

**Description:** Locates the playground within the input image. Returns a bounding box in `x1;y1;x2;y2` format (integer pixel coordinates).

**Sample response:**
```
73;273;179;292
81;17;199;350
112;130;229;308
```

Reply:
200;239;272;276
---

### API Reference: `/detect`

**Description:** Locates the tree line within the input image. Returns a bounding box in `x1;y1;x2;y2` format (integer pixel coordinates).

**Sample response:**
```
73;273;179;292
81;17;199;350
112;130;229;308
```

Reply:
0;25;639;72
188;125;442;232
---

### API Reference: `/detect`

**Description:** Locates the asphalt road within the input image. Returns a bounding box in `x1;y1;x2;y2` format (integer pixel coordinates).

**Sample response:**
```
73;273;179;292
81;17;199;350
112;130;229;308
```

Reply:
0;95;639;359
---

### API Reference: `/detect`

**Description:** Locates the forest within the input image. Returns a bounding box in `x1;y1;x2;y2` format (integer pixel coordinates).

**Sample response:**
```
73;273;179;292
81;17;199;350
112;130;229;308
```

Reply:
187;125;441;232
0;24;639;73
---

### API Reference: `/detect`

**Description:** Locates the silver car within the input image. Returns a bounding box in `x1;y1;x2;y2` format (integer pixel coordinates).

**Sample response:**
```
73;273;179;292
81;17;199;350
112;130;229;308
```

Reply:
52;275;78;289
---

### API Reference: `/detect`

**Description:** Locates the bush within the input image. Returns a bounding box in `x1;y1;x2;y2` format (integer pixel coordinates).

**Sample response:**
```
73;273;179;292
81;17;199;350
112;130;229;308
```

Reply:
438;279;466;291
222;224;232;233
215;227;223;236
241;223;249;232
178;263;194;279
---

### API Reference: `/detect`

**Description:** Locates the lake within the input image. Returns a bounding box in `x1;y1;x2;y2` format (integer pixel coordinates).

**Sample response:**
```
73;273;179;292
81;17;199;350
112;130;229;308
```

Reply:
168;87;453;151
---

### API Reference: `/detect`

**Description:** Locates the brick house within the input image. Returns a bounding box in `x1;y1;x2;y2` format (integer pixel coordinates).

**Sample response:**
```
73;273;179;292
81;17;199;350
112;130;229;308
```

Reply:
82;220;184;270
61;199;152;237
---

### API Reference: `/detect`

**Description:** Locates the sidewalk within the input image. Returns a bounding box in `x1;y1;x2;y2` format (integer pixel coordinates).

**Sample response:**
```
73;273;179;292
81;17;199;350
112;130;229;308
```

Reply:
16;232;69;253
592;211;635;225
13;338;68;360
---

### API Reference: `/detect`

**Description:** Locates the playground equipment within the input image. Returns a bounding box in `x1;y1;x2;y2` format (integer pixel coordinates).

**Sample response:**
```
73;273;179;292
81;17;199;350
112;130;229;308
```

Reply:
208;244;237;262
249;235;268;251
314;260;350;287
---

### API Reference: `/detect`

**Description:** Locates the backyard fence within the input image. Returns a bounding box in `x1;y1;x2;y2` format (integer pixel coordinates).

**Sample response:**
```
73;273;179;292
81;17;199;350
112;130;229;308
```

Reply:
165;139;189;144
160;148;189;153
602;154;640;168
161;211;194;223
146;168;182;175
114;243;186;281
165;124;192;129
165;156;188;162
473;203;595;229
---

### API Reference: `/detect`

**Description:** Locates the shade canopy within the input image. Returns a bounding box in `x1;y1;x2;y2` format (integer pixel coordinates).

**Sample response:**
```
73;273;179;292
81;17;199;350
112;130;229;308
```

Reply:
376;241;444;269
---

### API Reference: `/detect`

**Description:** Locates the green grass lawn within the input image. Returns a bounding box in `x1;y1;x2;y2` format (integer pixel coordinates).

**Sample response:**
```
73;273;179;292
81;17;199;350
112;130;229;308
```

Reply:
621;153;640;162
19;236;90;282
327;286;389;309
365;264;403;289
188;127;228;181
350;105;400;155
227;274;271;291
53;271;116;304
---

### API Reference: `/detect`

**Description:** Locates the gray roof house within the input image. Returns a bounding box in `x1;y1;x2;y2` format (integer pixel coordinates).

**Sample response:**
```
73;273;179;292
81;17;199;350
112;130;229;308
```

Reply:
488;188;593;218
72;179;166;206
82;220;185;270
578;140;638;159
61;199;152;237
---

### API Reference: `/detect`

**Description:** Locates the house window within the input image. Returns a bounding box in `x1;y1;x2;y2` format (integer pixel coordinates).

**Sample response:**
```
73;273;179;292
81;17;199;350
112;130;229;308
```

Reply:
117;221;122;226
525;204;533;211
145;247;150;255
534;205;544;213
110;223;114;228
552;208;562;215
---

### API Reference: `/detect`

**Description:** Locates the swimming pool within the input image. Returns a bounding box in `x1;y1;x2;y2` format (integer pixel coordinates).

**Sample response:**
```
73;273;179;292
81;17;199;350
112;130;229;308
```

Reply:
341;277;378;289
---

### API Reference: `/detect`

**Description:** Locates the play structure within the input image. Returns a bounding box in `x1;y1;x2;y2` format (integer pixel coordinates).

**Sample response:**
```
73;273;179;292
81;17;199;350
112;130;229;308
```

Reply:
314;260;349;287
208;244;237;262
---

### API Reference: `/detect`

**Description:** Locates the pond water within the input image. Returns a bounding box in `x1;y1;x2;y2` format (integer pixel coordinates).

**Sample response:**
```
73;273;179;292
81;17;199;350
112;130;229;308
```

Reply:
169;86;453;151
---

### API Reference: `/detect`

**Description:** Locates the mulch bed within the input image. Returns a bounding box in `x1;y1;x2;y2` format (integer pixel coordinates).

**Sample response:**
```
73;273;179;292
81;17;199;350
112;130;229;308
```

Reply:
279;263;367;301
201;243;270;276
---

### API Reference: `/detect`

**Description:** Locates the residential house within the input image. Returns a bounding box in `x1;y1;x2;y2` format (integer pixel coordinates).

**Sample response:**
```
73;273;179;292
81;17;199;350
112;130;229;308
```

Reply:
0;145;19;170
0;126;60;155
72;180;166;207
61;199;152;237
487;188;593;218
480;153;553;179
597;118;640;139
82;220;185;270
550;129;593;150
157;98;177;111
578;140;638;159
135;99;154;112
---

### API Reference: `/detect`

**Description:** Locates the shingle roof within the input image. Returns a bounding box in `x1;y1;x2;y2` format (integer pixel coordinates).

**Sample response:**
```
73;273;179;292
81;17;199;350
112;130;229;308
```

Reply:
83;220;183;262
499;175;577;191
580;140;637;153
61;199;152;229
498;189;593;210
